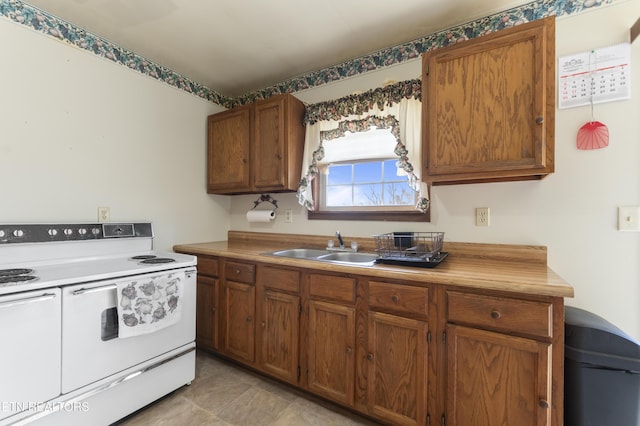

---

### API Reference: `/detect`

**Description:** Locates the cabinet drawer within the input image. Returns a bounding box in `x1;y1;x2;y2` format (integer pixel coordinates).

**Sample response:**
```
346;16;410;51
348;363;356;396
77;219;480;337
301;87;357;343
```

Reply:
309;274;355;304
261;266;300;293
197;255;219;277
368;281;428;317
447;291;552;338
224;260;256;284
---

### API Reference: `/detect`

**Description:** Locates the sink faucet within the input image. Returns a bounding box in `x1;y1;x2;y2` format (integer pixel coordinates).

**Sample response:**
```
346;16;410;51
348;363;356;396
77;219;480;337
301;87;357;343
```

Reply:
336;231;345;248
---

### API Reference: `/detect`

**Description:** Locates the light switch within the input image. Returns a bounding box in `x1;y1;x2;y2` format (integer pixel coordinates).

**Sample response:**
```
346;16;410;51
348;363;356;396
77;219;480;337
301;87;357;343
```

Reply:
618;206;640;231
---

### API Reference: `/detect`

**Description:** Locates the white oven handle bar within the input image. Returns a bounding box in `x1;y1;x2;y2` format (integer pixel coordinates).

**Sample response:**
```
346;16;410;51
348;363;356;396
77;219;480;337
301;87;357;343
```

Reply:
0;292;57;310
72;284;117;296
10;345;195;426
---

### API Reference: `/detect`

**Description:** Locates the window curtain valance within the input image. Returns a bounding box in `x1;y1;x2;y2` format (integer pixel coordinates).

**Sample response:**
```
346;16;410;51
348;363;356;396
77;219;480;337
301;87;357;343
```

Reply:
297;78;428;213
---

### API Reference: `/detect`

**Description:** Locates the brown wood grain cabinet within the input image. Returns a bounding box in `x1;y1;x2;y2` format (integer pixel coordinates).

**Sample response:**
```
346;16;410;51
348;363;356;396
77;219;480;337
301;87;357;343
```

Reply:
195;255;219;351
366;281;430;426
445;289;558;426
221;260;256;364
306;273;356;407
422;16;555;184
207;93;305;194
188;253;565;426
257;266;301;385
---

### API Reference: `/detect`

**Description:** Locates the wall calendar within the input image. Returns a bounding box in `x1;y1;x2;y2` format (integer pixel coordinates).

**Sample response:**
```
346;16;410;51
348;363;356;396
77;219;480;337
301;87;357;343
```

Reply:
558;43;631;109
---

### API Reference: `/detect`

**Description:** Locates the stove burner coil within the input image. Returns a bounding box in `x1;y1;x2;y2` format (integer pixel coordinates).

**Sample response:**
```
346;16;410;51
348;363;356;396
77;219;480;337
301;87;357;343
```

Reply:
0;268;34;277
130;255;157;260
140;258;176;264
0;275;38;284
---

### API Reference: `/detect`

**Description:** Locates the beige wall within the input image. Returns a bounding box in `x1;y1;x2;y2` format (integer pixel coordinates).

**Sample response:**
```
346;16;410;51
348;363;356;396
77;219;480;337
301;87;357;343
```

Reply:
0;19;230;250
230;1;640;341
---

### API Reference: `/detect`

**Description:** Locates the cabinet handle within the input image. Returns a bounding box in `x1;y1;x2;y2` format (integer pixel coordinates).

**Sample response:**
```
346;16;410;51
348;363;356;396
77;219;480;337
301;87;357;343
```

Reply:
367;353;373;361
235;269;241;275
246;316;252;322
535;116;544;124
538;399;549;409
261;321;266;328
211;307;216;313
391;295;399;303
490;310;501;319
346;346;352;354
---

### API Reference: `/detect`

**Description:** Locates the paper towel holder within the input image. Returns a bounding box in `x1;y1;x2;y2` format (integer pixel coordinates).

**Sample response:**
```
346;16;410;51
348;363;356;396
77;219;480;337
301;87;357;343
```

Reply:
252;194;278;210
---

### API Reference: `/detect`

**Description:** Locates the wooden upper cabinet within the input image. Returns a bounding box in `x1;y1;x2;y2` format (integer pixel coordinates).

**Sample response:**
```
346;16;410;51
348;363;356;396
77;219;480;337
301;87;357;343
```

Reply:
422;16;555;184
207;105;252;193
207;93;305;194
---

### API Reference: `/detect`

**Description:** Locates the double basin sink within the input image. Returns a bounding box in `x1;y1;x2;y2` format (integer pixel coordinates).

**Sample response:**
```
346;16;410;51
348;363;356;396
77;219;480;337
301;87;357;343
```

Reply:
267;248;378;266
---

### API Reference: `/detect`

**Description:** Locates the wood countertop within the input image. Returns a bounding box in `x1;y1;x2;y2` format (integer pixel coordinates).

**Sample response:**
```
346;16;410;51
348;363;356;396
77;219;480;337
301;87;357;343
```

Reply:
174;231;574;299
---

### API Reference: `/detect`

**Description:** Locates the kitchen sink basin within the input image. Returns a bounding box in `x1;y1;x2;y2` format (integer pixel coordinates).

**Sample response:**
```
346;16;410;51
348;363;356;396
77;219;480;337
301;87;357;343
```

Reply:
266;248;377;266
269;248;331;259
316;252;378;264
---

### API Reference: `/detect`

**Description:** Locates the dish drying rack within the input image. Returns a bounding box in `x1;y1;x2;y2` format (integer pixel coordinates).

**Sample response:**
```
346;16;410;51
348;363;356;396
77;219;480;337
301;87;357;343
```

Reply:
373;232;447;267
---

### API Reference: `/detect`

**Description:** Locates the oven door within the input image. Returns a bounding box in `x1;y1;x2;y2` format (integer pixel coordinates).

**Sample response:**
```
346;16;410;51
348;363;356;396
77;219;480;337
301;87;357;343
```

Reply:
0;288;61;421
61;269;196;393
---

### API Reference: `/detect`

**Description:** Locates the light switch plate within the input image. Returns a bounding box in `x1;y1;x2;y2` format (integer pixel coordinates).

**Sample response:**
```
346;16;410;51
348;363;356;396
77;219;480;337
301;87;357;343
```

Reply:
618;206;640;231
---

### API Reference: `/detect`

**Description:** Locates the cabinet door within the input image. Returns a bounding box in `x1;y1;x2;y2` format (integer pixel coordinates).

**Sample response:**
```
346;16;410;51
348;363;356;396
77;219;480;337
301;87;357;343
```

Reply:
196;275;218;351
423;16;554;184
223;280;256;363
207;106;252;193
446;324;551;426
367;311;428;426
260;290;300;384
253;96;287;190
307;299;355;406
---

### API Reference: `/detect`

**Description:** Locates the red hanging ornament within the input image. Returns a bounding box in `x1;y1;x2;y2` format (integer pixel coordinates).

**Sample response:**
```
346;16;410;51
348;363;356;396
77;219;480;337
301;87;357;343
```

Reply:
577;120;609;150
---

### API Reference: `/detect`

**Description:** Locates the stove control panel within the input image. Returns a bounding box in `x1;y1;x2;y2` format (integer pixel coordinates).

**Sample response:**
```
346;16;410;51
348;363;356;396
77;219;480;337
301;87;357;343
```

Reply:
0;223;153;244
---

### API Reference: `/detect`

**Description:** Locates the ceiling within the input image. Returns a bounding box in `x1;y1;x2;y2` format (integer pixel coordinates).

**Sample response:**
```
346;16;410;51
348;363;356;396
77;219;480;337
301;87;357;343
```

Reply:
24;0;533;98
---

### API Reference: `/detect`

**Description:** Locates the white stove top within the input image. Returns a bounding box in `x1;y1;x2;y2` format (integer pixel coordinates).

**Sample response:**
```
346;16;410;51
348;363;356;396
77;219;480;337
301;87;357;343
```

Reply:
0;222;196;295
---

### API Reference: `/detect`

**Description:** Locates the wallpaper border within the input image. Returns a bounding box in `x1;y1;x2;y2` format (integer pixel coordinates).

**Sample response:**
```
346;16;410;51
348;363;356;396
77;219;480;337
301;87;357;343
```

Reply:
0;0;625;108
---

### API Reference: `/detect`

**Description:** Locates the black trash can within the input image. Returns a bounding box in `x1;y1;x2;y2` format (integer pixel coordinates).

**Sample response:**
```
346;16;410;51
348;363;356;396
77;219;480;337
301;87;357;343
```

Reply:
564;306;640;426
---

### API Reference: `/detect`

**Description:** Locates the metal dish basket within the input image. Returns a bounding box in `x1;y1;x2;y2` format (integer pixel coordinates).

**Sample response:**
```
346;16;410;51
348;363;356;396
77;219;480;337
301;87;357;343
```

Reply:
373;232;445;261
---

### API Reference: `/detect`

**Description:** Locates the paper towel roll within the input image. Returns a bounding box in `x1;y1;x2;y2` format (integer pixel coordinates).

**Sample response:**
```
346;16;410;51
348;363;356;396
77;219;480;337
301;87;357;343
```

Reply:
246;209;276;223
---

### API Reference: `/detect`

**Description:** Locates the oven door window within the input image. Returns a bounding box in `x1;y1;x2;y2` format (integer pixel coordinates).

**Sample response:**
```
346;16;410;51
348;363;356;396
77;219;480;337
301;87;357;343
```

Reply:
101;307;118;341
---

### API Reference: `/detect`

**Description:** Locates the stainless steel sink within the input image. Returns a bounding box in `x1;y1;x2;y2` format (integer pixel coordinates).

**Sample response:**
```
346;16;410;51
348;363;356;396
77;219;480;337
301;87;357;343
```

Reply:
317;252;378;264
266;248;377;266
269;248;331;259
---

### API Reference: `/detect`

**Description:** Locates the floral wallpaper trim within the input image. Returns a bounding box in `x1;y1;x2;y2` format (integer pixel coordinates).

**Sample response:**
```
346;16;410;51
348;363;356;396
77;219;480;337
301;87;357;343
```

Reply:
235;0;624;105
304;79;421;125
0;0;231;107
1;0;625;107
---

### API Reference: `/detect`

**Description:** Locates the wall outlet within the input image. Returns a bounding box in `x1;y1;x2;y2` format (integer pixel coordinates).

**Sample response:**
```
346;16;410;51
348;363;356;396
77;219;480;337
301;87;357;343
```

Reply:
284;209;293;223
476;207;490;227
98;207;110;223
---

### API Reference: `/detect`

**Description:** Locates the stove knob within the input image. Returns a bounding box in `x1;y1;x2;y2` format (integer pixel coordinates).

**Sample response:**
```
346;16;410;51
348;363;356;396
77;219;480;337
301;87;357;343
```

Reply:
47;229;58;236
91;227;101;235
0;230;5;238
78;228;87;235
13;229;24;237
63;228;73;236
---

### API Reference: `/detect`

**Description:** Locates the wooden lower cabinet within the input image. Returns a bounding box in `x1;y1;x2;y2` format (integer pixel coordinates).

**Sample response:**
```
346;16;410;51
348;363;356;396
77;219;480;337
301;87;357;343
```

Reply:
259;289;300;384
446;324;552;426
186;256;564;426
307;299;356;406
222;280;256;363
367;311;428;426
196;275;219;350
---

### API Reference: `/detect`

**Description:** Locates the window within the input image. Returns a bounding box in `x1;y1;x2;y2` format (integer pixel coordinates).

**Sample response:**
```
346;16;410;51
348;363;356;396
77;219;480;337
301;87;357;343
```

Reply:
297;79;428;221
322;159;415;209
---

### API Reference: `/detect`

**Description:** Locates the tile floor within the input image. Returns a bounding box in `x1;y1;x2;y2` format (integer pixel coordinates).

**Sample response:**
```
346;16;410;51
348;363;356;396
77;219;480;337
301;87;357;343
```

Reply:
117;351;380;425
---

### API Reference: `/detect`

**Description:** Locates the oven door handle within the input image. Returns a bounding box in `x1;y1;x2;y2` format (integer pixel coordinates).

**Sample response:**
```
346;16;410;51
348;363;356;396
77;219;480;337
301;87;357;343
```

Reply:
72;284;117;296
0;292;57;310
